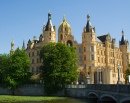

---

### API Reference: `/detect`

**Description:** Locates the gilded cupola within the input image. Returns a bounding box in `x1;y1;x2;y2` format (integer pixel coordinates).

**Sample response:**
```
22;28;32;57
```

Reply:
58;15;72;35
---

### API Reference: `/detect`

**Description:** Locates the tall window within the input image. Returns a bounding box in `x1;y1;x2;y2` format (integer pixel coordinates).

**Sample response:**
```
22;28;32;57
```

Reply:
90;46;94;52
37;58;39;63
37;51;39;56
32;67;34;73
29;53;30;57
98;57;100;62
32;52;34;56
84;55;86;60
78;47;82;53
60;34;63;40
32;59;34;64
91;54;94;60
79;56;82;61
84;47;86;52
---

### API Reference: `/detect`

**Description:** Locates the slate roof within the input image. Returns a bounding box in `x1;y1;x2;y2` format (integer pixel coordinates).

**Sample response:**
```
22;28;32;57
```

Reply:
97;35;108;42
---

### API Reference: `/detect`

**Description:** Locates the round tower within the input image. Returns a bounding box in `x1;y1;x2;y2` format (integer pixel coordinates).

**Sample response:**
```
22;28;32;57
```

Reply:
43;12;56;44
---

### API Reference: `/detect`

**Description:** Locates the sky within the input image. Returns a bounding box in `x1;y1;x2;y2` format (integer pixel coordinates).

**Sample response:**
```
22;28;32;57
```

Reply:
0;0;130;54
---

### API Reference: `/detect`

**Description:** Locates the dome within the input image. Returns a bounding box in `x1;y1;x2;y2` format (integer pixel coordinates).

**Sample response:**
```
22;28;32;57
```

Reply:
59;16;71;35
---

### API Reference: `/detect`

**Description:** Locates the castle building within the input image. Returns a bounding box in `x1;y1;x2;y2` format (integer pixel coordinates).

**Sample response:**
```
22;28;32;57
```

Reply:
13;12;130;84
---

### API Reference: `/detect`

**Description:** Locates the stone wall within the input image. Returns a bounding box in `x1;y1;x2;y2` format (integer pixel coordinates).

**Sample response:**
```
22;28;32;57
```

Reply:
0;84;44;95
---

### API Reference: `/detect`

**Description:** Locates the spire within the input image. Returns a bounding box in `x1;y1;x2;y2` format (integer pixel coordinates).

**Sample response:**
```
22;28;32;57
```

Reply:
11;39;14;50
45;12;54;31
120;29;125;45
86;14;92;32
122;29;124;35
22;40;26;50
10;39;15;55
63;15;66;22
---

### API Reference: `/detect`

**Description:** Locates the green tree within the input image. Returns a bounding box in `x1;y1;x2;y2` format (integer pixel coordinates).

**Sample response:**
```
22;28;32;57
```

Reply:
0;54;10;84
125;64;130;84
3;48;31;94
40;42;78;95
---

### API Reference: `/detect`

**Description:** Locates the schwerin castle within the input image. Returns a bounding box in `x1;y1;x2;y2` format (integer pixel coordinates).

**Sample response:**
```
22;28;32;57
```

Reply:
10;12;130;84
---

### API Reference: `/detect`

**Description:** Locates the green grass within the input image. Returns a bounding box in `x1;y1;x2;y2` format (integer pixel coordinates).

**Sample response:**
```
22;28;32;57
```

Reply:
0;95;66;103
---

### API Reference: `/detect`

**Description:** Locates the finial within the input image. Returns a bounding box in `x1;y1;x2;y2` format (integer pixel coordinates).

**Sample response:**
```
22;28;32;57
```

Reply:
122;29;124;35
87;12;90;21
48;10;51;19
63;14;66;22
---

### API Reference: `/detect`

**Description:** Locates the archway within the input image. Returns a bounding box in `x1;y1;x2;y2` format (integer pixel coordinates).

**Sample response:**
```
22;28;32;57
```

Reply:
100;94;117;103
88;92;98;102
121;97;130;103
67;40;72;46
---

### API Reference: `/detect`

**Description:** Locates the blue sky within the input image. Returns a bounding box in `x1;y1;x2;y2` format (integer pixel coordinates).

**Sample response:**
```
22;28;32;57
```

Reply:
0;0;130;54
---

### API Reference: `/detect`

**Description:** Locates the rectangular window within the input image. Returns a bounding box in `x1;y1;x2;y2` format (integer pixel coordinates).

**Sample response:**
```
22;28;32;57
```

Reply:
84;47;86;52
78;47;82;53
79;56;82;61
32;52;34;56
91;54;94;60
32;59;34;64
37;58;39;63
84;55;86;60
37;51;39;56
90;46;94;52
98;57;100;62
32;67;34;73
36;66;39;74
29;53;30;57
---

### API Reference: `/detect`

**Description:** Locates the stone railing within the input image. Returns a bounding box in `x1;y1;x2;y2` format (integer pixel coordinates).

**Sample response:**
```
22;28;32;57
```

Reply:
86;84;130;93
66;84;85;88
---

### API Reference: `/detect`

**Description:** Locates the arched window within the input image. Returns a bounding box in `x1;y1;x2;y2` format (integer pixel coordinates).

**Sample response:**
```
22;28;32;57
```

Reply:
60;34;63;40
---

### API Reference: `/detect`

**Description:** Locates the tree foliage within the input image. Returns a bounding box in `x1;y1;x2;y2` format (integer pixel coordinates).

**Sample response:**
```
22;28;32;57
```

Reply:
0;48;31;91
40;42;78;95
0;54;10;84
125;64;130;83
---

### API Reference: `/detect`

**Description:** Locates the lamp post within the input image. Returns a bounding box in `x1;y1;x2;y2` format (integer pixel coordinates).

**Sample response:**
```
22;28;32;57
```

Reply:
85;66;90;87
117;64;122;84
98;67;102;84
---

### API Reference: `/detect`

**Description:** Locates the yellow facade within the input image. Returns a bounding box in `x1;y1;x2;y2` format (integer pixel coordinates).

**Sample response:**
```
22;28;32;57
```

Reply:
22;12;130;84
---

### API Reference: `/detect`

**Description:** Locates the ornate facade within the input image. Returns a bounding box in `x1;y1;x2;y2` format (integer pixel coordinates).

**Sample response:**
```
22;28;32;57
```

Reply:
12;12;130;84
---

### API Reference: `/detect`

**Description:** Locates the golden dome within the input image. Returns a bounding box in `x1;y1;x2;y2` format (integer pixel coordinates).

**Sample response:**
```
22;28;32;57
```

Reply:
59;15;71;34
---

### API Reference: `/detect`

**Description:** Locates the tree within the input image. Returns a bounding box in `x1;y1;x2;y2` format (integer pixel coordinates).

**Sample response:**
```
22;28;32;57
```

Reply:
40;42;79;95
125;64;130;84
3;48;31;94
0;54;10;84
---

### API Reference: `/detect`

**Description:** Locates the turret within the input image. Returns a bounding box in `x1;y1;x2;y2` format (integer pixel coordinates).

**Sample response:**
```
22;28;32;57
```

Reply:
120;29;129;52
43;12;56;43
10;39;15;55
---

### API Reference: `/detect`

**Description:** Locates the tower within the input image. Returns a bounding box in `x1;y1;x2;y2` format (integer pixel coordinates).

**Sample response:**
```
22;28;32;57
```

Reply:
119;30;129;72
82;14;97;84
43;12;56;44
82;14;96;67
58;15;74;46
10;39;15;55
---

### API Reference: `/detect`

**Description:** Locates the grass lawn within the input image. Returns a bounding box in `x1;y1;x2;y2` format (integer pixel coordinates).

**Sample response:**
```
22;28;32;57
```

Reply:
0;95;66;103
